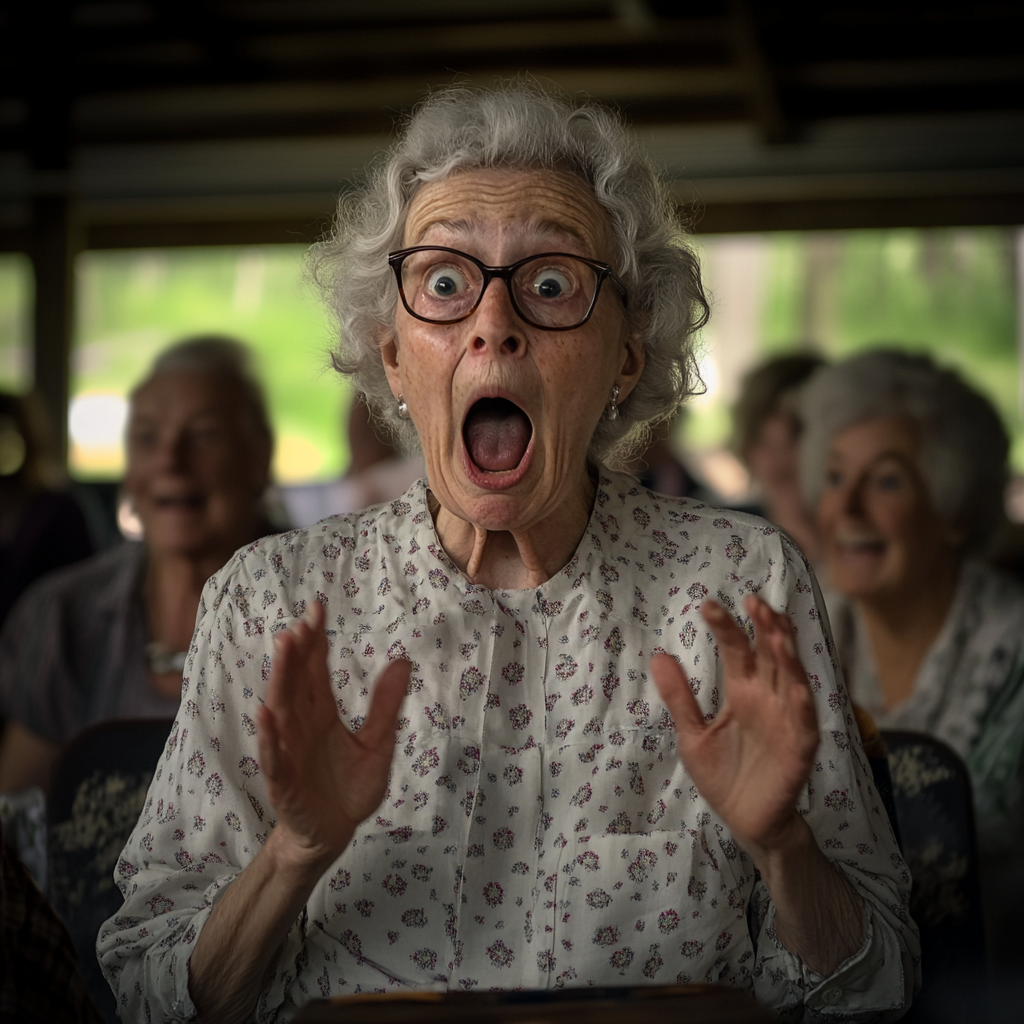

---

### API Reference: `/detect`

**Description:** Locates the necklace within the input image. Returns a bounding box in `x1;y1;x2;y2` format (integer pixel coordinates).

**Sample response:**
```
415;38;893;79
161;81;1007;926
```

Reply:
146;642;187;675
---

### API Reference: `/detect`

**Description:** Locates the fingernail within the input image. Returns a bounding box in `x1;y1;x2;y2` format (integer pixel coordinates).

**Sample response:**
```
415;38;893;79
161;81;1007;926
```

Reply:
303;606;318;628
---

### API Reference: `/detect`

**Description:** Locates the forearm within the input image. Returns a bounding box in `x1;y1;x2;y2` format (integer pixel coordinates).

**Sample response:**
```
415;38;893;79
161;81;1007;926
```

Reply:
750;812;865;977
188;826;343;1024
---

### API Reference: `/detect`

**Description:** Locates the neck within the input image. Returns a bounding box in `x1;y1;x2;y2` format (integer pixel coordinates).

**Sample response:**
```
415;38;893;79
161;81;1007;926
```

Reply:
855;562;960;712
432;473;597;591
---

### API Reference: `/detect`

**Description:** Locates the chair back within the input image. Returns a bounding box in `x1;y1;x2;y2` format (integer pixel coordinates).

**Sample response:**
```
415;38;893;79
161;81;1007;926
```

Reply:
882;729;988;1023
47;718;175;1024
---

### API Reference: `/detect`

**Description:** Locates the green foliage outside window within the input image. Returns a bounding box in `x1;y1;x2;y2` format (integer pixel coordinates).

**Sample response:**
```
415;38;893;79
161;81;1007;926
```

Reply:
71;245;349;481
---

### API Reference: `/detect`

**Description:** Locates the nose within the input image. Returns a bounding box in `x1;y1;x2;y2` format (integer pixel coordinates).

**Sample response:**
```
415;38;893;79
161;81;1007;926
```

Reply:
469;276;525;357
840;475;868;517
153;430;189;473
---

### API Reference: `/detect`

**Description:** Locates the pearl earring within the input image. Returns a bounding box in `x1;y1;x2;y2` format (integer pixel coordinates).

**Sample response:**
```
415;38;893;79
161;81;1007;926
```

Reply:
606;384;621;421
397;396;410;419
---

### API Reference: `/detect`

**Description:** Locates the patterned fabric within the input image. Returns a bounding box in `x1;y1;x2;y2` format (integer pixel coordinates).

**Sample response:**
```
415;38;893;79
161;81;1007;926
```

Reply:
0;542;182;746
826;561;1024;969
883;733;989;1023
98;471;918;1022
1;822;105;1024
826;561;1024;761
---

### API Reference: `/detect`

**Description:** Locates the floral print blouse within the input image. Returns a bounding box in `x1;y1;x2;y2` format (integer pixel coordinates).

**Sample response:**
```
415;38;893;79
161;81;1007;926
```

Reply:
827;560;1024;972
98;470;918;1022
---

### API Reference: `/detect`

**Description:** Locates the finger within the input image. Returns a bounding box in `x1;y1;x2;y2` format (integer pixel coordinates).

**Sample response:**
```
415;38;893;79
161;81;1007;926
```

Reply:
744;595;801;690
267;630;297;720
302;597;326;634
355;660;411;751
650;653;705;737
700;600;756;681
256;704;283;783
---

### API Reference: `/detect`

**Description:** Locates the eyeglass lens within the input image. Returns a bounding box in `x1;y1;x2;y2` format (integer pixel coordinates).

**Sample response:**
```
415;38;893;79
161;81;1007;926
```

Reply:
398;250;601;328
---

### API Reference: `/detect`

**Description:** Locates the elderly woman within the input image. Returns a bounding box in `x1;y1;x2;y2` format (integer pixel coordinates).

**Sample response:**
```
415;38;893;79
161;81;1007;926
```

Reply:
0;337;275;793
99;87;917;1022
731;354;826;569
800;348;1024;969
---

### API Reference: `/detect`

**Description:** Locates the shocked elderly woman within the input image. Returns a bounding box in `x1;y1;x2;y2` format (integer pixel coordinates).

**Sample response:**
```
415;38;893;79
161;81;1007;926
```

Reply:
99;86;918;1022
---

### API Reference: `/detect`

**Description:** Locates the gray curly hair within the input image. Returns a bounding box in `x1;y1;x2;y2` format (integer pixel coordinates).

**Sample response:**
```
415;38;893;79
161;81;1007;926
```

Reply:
135;334;273;448
799;349;1008;554
310;81;709;462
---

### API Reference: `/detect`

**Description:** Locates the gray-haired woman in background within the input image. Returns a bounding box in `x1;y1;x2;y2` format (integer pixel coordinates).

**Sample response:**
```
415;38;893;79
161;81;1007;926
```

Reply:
0;337;276;794
800;348;1024;970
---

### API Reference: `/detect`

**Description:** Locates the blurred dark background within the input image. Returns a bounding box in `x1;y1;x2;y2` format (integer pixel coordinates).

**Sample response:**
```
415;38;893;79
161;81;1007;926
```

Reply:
1;0;1022;463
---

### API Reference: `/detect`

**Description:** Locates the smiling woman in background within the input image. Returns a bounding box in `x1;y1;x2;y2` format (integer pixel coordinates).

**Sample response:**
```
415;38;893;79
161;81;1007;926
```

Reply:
0;337;276;794
800;348;1024;970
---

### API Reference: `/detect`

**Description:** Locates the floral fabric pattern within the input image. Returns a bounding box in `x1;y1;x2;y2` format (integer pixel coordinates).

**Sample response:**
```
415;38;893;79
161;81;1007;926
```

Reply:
828;560;1024;972
98;471;917;1022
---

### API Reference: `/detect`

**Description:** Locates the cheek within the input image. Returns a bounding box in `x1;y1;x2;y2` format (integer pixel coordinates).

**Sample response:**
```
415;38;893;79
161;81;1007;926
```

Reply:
816;493;841;532
866;495;919;544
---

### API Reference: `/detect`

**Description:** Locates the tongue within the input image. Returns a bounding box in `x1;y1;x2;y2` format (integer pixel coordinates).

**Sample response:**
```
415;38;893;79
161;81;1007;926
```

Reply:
464;398;532;472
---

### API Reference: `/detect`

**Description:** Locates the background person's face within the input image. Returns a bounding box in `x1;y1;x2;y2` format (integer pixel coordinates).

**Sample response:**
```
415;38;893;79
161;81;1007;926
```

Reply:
125;370;270;559
817;415;955;602
382;167;643;537
745;409;802;504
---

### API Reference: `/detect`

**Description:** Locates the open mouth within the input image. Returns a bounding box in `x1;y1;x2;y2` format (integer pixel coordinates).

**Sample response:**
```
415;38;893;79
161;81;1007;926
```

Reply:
154;494;206;512
463;397;533;473
836;535;886;555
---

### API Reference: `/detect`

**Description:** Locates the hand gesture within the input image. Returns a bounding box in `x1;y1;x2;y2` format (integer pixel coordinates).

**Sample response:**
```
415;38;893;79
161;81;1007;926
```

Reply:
257;600;409;870
650;595;820;857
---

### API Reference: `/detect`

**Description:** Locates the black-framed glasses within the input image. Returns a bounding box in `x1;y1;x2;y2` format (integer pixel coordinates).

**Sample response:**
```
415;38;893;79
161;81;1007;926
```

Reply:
388;246;629;332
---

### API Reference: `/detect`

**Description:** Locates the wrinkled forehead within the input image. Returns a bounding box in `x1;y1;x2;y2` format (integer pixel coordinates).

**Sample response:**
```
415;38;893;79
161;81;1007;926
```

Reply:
402;167;616;262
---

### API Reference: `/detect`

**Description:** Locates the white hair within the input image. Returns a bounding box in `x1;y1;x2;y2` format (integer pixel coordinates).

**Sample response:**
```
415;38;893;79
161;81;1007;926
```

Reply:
799;349;1008;553
136;335;273;446
310;80;709;462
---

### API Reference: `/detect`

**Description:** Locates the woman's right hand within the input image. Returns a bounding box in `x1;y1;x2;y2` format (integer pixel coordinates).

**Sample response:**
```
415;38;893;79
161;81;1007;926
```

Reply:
257;599;409;870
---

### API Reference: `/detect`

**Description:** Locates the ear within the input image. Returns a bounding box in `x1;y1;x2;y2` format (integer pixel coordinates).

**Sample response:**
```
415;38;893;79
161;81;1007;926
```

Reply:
614;332;645;404
378;329;403;400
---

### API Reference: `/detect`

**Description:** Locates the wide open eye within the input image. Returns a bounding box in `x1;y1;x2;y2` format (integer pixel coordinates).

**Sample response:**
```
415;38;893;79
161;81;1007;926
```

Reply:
426;265;469;299
528;265;575;300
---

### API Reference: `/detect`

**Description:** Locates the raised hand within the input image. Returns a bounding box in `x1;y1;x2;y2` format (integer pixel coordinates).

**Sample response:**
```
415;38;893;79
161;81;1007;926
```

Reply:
257;600;410;869
650;594;820;857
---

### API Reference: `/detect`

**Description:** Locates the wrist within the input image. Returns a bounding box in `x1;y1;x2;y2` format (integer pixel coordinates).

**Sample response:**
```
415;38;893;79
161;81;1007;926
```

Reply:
743;809;815;876
264;822;350;882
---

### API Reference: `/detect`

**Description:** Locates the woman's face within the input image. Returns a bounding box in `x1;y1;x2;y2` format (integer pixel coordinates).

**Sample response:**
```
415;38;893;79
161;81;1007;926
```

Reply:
382;167;644;536
125;370;270;559
745;409;802;506
817;415;956;602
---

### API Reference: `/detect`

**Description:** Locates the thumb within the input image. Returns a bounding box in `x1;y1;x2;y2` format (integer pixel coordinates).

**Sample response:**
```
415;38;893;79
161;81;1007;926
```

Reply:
650;653;706;739
355;659;411;751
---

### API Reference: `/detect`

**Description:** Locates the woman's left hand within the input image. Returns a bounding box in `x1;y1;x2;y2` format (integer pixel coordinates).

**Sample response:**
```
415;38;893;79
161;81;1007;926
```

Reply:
650;594;820;856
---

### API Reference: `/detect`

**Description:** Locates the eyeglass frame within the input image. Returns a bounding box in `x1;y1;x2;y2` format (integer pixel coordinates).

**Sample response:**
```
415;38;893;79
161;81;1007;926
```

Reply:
387;245;629;332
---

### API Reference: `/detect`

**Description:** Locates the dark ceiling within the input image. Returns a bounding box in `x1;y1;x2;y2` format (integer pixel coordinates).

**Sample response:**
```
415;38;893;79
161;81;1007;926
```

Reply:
1;0;1023;247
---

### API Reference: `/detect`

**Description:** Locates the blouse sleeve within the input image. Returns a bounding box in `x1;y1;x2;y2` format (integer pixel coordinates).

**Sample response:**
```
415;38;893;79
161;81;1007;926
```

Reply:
745;540;920;1020
96;552;304;1023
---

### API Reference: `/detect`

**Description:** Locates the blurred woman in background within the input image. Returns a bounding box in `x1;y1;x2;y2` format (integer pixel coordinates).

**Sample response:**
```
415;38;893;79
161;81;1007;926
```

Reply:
0;336;276;794
800;348;1024;967
731;354;824;568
